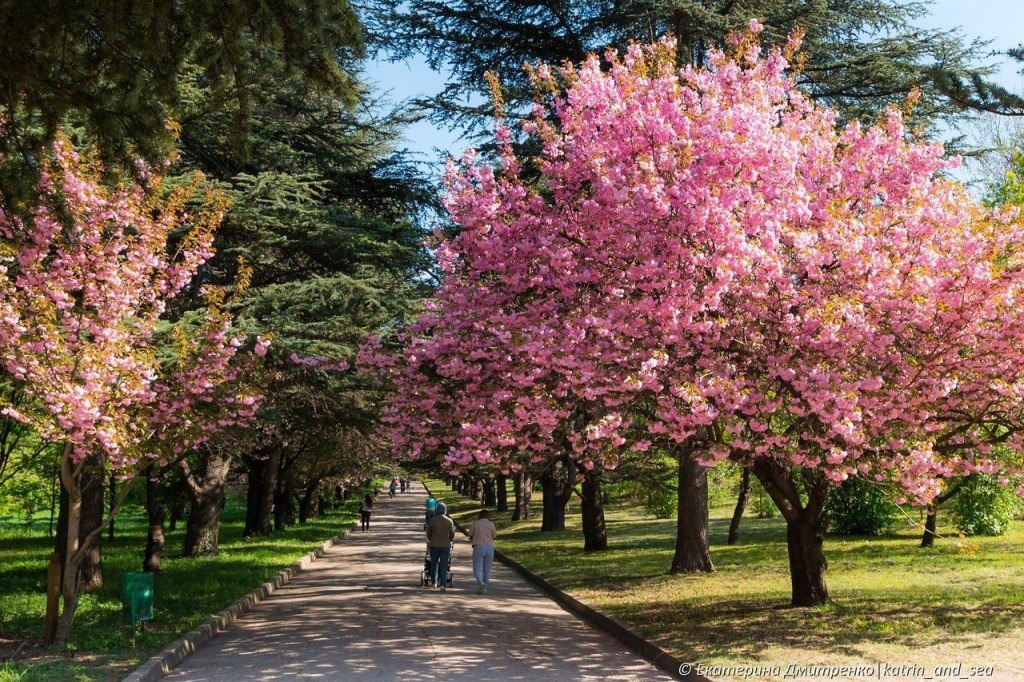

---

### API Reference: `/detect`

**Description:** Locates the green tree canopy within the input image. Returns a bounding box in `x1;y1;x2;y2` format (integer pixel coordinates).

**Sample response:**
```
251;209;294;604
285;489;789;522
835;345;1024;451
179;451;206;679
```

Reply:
365;0;1023;136
0;0;362;196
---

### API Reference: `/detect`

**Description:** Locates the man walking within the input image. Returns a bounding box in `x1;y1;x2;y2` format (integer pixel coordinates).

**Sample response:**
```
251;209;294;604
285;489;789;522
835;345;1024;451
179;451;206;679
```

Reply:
426;501;455;591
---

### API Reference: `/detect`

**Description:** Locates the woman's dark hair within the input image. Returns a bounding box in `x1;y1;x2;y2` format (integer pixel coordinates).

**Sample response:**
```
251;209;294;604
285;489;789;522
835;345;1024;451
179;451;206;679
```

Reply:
364;494;373;507
478;509;491;519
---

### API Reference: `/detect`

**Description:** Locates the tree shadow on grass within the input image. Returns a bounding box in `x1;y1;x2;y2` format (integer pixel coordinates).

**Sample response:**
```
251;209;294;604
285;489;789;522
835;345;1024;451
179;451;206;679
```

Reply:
602;587;1024;663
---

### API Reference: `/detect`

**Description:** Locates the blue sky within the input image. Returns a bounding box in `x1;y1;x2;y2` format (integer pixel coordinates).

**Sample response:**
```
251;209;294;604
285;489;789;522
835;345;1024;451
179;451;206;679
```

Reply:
363;0;1024;170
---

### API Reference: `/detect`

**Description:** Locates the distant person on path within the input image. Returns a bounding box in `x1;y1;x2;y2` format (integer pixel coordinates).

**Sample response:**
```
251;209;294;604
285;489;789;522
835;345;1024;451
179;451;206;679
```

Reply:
468;509;498;594
360;494;374;532
426;501;455;591
424;495;437;529
389;479;397;498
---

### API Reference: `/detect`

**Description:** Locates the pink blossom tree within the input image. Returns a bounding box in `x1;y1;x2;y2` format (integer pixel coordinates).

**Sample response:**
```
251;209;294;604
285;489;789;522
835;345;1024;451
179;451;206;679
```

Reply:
377;25;1024;606
0;140;265;644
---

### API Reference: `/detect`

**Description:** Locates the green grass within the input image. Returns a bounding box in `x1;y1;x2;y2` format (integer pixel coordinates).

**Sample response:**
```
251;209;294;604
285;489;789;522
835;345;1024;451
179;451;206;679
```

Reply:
0;497;360;681
428;479;1024;679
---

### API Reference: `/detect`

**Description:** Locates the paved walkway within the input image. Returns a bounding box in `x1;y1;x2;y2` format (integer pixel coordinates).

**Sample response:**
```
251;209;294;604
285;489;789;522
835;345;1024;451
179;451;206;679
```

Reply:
167;482;674;681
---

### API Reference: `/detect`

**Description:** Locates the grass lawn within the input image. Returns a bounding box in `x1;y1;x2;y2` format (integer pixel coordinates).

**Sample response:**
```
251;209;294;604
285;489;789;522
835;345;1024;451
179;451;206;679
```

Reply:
428;478;1024;681
0;497;360;682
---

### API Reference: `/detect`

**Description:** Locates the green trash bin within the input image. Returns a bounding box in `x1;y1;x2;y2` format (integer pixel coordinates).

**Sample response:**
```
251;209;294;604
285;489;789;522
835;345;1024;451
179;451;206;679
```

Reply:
122;572;153;629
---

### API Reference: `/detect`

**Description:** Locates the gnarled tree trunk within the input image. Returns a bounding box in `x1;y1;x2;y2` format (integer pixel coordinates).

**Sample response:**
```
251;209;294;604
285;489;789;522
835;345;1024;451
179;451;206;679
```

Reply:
181;448;233;557
143;467;165;572
752;458;830;606
670;438;714;573
581;468;607;551
727;467;752;545
541;457;575;532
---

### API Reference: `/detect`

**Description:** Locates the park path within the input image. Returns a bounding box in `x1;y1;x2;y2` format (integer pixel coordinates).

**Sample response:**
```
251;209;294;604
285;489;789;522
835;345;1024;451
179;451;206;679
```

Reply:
165;481;675;681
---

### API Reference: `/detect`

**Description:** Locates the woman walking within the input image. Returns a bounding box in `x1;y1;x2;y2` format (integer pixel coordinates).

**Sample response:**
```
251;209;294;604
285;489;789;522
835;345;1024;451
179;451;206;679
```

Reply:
360;493;374;532
468;509;497;594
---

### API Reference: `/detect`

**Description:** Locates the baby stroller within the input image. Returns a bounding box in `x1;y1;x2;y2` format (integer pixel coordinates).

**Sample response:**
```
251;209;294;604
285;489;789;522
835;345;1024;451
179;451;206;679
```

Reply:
419;542;454;588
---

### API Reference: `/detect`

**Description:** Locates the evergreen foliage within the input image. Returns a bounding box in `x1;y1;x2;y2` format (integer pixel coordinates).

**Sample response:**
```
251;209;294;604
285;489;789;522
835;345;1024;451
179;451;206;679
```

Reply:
366;0;1021;137
0;0;363;196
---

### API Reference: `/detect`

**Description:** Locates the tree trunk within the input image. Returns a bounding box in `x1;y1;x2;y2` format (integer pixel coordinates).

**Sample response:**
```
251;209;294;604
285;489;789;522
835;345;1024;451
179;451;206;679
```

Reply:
496;474;508;512
541;458;575;532
751;458;830;606
921;506;938;548
299;480;321;523
260;446;282;535
77;457;104;593
283;482;296;526
581;469;608;551
53;445;83;646
107;473;117;541
786;513;830;606
512;473;533;521
920;482;963;548
670;440;714;573
168;495;183;531
182;448;232;556
482;478;496;506
727;467;752;545
44;482;69;644
143;468;165;572
243;455;266;537
184;487;224;556
470;477;481;500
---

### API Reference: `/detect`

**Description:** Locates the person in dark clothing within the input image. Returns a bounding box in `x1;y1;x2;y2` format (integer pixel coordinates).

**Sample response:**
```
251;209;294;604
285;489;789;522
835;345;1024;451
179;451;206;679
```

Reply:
360;494;374;531
426;501;455;591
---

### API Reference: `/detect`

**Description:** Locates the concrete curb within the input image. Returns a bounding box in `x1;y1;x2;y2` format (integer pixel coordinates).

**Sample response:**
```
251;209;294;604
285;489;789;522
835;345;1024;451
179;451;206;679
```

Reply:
122;520;359;682
424;482;709;681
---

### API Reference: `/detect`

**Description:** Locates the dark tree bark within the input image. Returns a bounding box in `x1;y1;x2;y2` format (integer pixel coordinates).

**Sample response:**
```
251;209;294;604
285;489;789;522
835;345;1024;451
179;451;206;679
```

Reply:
482;478;496;506
541;457;575;532
921;509;938;548
44;483;69;643
469;477;480;501
184;486;225;557
670;439;714;573
512;472;533;521
581;468;608;551
752;458;830;606
78;457;105;592
496;474;508;512
920;481;964;548
299;480;322;524
727;467;752;545
181;449;232;557
785;513;829;606
283;480;297;526
143;468;165;573
107;473;117;541
242;454;266;537
261;446;282;535
169;502;181;530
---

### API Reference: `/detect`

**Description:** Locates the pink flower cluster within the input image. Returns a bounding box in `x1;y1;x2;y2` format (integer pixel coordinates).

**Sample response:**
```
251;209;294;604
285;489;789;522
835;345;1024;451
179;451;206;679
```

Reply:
372;30;1024;501
0;140;266;473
